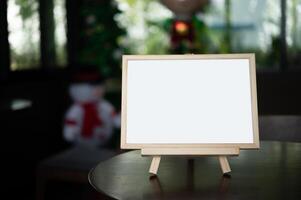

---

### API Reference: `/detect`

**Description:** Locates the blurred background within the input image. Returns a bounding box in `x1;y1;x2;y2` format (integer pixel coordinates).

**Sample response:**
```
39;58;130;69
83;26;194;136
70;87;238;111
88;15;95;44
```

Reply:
1;0;301;199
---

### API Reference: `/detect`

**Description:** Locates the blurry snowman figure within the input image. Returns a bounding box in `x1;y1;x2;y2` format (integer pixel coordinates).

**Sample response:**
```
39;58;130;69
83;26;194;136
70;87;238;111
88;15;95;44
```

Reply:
63;68;120;147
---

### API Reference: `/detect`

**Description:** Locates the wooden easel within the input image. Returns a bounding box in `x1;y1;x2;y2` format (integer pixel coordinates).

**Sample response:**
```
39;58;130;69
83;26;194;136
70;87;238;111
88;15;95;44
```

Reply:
142;147;240;175
121;54;260;176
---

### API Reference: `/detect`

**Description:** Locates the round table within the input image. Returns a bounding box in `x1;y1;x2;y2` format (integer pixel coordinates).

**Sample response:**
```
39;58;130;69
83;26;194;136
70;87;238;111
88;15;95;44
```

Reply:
89;141;301;199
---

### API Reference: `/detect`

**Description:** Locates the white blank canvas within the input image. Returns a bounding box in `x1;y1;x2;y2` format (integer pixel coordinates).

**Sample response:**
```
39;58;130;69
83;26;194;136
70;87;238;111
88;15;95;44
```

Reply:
125;58;255;144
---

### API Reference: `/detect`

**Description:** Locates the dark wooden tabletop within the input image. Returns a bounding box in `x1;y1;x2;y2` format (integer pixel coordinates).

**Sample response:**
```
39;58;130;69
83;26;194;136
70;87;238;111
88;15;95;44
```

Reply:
89;141;301;200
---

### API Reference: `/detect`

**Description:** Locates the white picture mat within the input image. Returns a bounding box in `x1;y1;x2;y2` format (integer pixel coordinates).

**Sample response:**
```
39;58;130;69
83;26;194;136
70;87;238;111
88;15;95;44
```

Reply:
126;59;254;144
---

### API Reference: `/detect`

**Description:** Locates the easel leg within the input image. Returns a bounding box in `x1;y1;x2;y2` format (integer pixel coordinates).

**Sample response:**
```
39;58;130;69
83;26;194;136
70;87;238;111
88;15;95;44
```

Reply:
218;156;231;174
149;156;161;175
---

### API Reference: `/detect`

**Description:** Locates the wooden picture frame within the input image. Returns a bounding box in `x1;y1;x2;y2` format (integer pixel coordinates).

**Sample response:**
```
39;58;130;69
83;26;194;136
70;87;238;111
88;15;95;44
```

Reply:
120;54;259;175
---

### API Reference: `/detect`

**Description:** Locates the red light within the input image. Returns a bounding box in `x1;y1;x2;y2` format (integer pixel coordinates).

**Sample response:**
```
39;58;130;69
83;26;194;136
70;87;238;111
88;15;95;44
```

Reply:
175;21;188;35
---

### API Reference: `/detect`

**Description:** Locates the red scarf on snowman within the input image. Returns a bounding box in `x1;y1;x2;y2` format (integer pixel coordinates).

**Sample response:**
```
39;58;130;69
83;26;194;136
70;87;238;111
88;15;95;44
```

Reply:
81;102;102;138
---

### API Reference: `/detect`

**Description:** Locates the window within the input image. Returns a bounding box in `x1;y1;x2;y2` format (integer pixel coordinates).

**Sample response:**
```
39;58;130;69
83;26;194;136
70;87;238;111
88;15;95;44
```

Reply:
2;0;300;72
115;0;300;70
202;0;281;69
53;0;67;67
8;0;40;70
286;0;301;69
115;0;172;54
7;0;67;71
